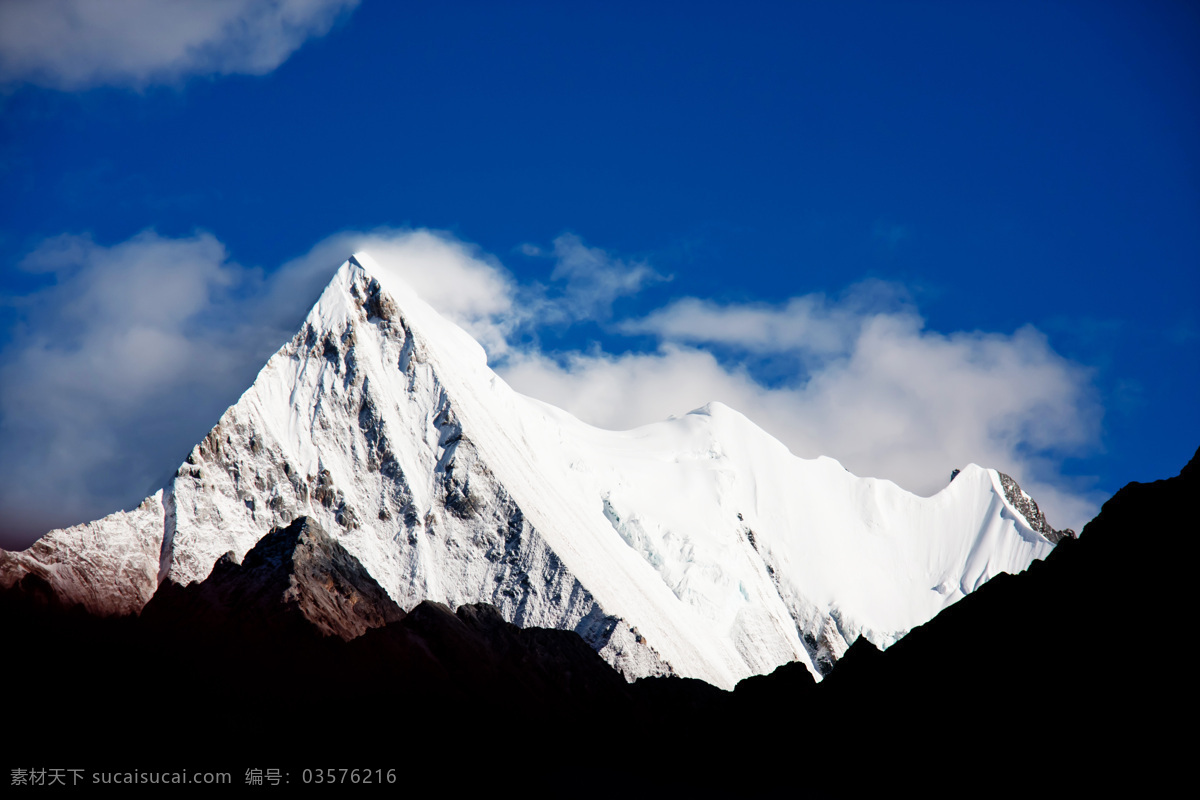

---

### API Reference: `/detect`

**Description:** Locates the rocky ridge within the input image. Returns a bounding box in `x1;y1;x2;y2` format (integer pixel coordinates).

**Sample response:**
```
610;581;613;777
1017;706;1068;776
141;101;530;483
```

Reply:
997;470;1076;543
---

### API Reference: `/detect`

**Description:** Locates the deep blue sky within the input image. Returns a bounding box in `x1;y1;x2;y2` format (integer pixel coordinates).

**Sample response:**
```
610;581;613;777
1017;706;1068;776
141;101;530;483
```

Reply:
0;0;1196;544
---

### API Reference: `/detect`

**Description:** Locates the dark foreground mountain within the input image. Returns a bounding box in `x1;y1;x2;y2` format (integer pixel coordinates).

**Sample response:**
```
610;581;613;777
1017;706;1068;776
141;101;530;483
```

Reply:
3;447;1191;793
141;516;407;639
3;518;632;754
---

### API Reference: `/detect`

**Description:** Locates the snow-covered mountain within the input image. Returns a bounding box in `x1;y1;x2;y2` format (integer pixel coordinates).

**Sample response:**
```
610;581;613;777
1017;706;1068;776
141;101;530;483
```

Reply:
0;253;1070;689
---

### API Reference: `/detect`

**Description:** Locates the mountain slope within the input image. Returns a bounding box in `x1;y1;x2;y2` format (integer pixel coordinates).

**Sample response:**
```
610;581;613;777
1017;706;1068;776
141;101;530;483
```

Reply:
0;252;1068;688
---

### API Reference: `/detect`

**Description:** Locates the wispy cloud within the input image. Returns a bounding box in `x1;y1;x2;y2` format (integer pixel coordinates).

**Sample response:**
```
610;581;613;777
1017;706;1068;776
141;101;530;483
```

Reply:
541;233;668;322
620;280;912;365
0;0;359;90
0;227;1103;547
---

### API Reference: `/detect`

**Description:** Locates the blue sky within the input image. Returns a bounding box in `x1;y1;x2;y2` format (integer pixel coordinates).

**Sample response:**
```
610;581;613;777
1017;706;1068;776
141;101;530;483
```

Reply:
0;0;1196;547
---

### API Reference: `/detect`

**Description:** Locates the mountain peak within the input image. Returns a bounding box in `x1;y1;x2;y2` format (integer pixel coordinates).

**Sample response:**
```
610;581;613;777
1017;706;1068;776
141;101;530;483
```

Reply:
1;252;1065;688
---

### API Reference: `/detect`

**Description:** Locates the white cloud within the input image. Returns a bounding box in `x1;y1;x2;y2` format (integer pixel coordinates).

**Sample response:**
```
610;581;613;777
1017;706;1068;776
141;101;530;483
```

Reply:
0;0;359;90
538;233;668;323
620;280;911;362
0;227;1102;547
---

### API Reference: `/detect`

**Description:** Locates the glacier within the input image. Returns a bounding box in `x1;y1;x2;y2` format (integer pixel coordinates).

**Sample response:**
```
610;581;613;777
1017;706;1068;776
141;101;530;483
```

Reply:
0;252;1066;689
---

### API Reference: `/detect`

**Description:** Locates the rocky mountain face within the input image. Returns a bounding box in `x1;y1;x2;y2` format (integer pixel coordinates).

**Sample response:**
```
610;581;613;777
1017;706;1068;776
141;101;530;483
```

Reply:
996;470;1076;544
0;252;1069;689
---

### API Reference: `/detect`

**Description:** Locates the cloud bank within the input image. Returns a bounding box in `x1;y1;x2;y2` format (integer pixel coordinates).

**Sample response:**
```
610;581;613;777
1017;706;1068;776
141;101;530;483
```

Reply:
0;0;359;90
0;228;1102;547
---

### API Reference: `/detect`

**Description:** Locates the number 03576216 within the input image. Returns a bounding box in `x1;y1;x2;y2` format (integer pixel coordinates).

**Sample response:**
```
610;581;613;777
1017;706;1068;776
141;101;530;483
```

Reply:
301;769;397;784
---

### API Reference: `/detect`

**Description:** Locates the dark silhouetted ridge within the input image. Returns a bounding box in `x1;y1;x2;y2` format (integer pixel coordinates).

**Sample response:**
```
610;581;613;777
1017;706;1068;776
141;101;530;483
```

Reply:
3;448;1193;792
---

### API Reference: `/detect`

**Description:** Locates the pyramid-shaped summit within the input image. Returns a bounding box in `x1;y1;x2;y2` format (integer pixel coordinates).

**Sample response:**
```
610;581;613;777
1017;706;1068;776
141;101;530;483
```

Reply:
0;253;1068;689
